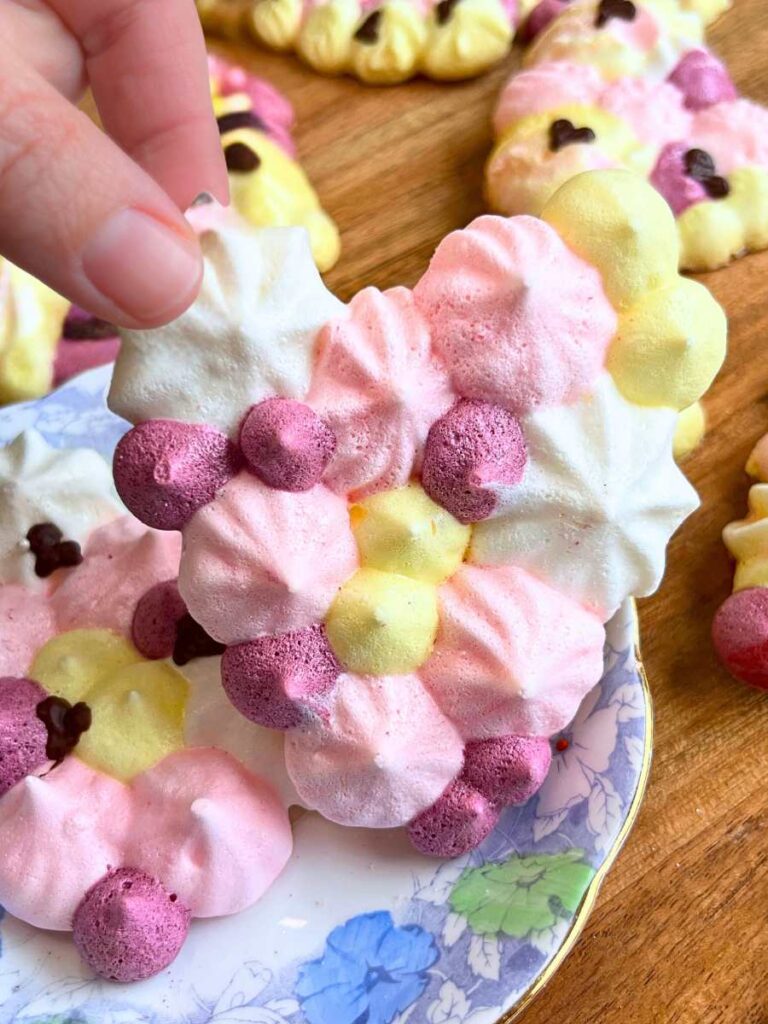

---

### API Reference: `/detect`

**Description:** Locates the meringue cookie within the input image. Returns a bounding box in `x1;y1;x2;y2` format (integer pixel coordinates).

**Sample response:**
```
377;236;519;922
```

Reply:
109;226;344;438
723;484;768;593
470;375;698;619
179;471;358;646
285;671;464;827
349;1;427;83
493;60;605;135
673;401;706;460
0;431;123;589
298;0;360;74
421;0;512;81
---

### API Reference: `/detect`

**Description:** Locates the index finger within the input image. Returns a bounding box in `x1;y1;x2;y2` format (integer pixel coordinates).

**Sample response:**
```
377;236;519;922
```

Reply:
48;0;228;210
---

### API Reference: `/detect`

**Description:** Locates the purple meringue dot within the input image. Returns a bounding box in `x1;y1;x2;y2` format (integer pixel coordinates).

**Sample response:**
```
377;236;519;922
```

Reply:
73;867;191;983
407;780;499;858
113;420;242;531
461;734;552;808
0;677;49;796
668;49;738;111
239;398;336;493
650;142;710;216
222;624;340;730
421;399;527;525
132;580;188;660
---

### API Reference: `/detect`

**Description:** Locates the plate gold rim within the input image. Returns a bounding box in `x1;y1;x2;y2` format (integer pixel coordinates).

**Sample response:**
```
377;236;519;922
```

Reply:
494;598;653;1024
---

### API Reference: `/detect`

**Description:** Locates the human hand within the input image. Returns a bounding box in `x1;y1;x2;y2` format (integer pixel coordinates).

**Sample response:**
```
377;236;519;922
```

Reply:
0;0;228;328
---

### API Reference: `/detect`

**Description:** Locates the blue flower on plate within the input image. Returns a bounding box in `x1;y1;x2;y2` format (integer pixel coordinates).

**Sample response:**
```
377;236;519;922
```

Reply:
296;910;439;1024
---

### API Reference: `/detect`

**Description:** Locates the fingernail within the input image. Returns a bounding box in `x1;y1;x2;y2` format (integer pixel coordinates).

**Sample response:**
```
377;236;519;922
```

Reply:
82;209;202;324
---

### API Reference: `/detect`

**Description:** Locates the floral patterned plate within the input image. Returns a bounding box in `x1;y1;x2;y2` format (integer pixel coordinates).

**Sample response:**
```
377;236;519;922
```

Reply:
0;366;651;1024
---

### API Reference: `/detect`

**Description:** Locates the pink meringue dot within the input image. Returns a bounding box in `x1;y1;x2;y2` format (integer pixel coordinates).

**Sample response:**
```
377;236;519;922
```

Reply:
222;624;341;730
239;398;336;493
650;142;709;216
668;49;738;112
73;867;191;983
0;677;49;797
407;779;499;858
113;420;242;532
461;734;552;807
422;400;527;524
712;588;768;691
132;580;188;660
518;0;569;42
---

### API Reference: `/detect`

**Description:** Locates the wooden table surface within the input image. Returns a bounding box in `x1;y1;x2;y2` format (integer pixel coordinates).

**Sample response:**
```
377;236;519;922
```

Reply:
212;7;768;1021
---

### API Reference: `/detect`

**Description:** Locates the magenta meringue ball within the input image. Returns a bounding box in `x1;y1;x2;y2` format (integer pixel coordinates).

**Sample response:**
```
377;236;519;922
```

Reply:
131;580;188;660
712;587;768;691
73;867;191;983
422;399;527;524
668;49;738;111
114;420;242;531
239;398;336;492
650;142;710;216
462;735;552;807
222;624;341;730
407;780;499;858
0;677;49;796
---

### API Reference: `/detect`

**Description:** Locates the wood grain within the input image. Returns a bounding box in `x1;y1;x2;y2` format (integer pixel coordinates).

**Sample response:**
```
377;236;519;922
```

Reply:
211;6;768;1021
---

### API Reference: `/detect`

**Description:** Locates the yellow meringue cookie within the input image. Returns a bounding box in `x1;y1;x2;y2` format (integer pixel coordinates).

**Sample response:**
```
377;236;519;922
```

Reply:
542;169;678;309
724;485;768;592
746;434;768;483
30;630;143;705
486;105;639;217
211;91;252;119
421;0;511;81
351;484;470;584
249;0;304;49
325;567;439;674
607;277;727;409
0;259;69;405
349;1;427;84
677;167;768;272
298;0;360;73
673;402;706;460
222;127;341;272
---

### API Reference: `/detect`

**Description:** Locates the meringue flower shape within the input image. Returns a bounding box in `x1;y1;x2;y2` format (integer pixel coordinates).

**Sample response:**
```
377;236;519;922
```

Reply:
470;375;698;619
179;471;358;645
308;286;454;500
0;747;292;930
420;564;605;739
413;215;616;416
109;226;344;438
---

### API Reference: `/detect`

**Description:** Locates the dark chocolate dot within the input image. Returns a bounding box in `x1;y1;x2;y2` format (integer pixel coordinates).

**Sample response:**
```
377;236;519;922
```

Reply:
704;175;730;199
172;613;226;666
27;522;62;553
549;118;597;152
36;696;92;764
224;142;262;173
63;314;118;341
217;110;268;136
26;522;83;578
436;0;461;24
354;9;382;43
684;147;717;182
595;0;636;28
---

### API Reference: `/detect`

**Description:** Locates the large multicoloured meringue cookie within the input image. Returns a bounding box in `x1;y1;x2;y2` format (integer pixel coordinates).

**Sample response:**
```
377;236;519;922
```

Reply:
489;7;768;271
199;0;518;83
110;170;722;864
0;433;293;981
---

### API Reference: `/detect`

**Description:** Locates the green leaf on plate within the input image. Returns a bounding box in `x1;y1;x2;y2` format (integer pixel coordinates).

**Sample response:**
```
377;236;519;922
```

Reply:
449;848;595;938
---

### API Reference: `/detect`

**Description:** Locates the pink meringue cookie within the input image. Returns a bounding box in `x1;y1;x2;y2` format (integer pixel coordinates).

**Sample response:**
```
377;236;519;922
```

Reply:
462;734;552;806
50;517;183;636
0;585;55;676
114;420;243;532
689;98;768;176
493;61;603;135
407;780;499;858
179;471;357;645
0;757;132;930
239;398;336;492
285;672;464;828
600;76;692;148
712;587;768;690
413;216;617;416
668;48;737;112
650;141;709;215
420;564;605;739
0;677;49;796
421;400;527;524
126;748;292;918
73;867;191;983
308;287;454;501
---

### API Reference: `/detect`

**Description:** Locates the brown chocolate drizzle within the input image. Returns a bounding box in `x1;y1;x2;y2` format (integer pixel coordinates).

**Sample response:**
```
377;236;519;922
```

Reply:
224;142;262;173
354;10;382;43
26;523;83;578
63;315;117;342
684;147;730;199
36;696;92;764
436;0;461;24
595;0;636;27
549;118;596;151
217;110;268;136
172;613;226;666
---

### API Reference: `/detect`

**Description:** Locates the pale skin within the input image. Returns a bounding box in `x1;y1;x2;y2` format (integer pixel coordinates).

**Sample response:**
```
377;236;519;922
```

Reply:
0;0;229;328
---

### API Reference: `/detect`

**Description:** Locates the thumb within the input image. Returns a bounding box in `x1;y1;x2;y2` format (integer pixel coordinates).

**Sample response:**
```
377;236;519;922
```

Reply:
0;55;204;328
